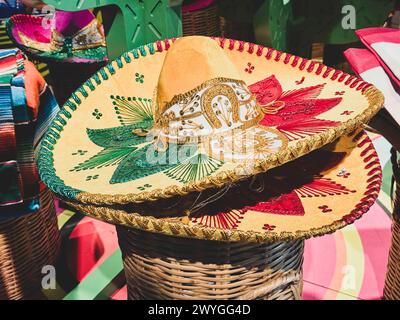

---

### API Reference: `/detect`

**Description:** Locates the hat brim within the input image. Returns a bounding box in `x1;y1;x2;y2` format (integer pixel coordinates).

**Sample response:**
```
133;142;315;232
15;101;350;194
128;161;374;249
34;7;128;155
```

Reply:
66;130;381;243
38;38;383;206
7;15;107;64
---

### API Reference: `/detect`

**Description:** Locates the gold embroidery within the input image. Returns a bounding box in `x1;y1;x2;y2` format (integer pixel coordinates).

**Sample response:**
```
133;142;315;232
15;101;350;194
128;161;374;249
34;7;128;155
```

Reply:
261;101;286;115
202;84;239;129
206;126;288;163
19;19;105;53
18;31;50;51
154;77;248;118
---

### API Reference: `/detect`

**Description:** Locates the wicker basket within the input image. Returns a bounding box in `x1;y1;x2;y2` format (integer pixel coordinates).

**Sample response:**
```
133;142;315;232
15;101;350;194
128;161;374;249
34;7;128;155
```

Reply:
219;17;255;42
182;2;221;37
117;226;304;300
0;188;60;300
384;148;400;300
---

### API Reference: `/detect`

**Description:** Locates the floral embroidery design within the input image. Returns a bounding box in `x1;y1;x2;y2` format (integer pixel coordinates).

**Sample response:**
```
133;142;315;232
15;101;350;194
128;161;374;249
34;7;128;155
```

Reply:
191;148;355;230
245;62;255;74
92;108;103;119
71;75;345;186
249;75;342;141
135;73;144;83
72;96;224;184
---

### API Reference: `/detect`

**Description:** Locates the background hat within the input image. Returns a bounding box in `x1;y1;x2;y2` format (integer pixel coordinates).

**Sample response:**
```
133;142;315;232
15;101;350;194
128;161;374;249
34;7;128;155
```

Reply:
67;130;382;243
7;9;107;63
38;36;383;207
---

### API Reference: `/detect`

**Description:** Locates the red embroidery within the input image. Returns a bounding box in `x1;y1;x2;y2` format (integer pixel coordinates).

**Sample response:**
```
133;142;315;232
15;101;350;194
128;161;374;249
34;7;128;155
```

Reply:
295;178;356;198
318;205;332;213
277;119;339;141
245;62;255;74
249;75;342;127
335;91;345;96
337;169;351;178
246;192;305;216
192;210;244;230
341;110;354;116
263;224;276;231
295;77;305;85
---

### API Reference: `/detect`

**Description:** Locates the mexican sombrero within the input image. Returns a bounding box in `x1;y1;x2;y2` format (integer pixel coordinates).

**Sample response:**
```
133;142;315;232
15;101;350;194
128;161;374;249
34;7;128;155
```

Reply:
67;130;382;243
7;9;107;63
38;36;383;207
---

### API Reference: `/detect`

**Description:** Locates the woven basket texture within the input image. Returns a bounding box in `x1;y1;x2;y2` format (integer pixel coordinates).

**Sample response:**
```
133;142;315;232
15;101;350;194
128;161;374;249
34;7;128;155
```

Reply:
0;189;60;300
117;226;304;300
384;148;400;300
183;3;221;37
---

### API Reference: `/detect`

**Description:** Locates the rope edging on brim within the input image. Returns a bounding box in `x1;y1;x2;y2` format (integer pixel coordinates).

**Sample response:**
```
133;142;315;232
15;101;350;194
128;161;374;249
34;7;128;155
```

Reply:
65;131;382;244
37;37;384;211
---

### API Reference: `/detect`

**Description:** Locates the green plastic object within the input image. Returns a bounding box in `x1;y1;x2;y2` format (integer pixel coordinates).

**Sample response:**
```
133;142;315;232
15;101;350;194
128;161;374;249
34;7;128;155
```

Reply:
42;0;183;60
255;0;397;57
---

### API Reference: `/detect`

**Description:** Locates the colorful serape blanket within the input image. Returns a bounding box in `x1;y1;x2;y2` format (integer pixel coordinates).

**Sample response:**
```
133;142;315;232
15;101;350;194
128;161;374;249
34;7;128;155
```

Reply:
345;28;400;126
0;48;58;221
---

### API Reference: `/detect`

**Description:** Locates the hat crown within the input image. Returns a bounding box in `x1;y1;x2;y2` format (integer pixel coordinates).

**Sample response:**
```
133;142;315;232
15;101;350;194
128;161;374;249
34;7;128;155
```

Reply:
49;10;105;54
156;36;241;116
53;10;95;36
154;36;262;144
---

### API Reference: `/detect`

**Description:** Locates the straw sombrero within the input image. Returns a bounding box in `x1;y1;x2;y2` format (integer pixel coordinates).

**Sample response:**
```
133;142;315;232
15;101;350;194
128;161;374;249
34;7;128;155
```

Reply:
7;9;107;63
38;36;383;207
67;130;382;243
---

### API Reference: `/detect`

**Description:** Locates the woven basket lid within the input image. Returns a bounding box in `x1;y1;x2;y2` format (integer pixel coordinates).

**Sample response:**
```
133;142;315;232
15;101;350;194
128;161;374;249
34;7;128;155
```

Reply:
38;36;383;207
67;130;382;243
7;10;107;63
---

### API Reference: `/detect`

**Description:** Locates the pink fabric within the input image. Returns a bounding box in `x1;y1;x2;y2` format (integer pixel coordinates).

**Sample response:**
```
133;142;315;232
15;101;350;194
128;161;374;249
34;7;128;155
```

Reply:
182;0;215;13
343;48;381;75
54;10;95;36
356;27;400;88
11;10;96;44
356;27;400;44
11;15;52;44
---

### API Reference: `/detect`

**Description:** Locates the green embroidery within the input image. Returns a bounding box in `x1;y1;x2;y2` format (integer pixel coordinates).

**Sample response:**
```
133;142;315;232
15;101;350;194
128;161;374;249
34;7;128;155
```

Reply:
86;121;152;148
137;184;152;191
86;175;99;181
164;154;224;183
72;150;88;156
111;95;153;126
92;109;103;119
135;73;144;84
72;147;137;172
35;42;159;201
109;143;197;184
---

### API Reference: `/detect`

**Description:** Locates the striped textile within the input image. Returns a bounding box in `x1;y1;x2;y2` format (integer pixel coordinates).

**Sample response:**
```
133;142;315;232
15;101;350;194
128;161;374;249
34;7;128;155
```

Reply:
0;19;13;49
0;48;58;221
